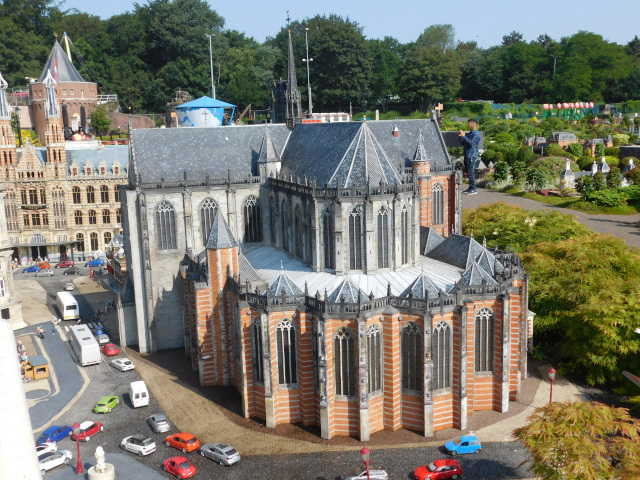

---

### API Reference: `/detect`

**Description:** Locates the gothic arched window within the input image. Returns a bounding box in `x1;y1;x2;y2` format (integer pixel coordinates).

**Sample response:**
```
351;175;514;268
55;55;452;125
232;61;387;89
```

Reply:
367;324;382;393
76;233;85;252
102;209;111;224
100;185;109;203
269;197;276;246
72;187;81;204
349;207;363;270
377;207;389;268
156;201;177;250
276;319;297;384
433;321;451;390
280;199;288;250
433;183;444;225
401;322;422;392
90;232;99;251
200;198;217;245
243;195;261;243
401;204;410;265
88;210;97;225
323;209;335;269
86;186;95;204
74;211;83;226
475;307;495;373
295;205;303;259
252;318;264;382
334;327;356;397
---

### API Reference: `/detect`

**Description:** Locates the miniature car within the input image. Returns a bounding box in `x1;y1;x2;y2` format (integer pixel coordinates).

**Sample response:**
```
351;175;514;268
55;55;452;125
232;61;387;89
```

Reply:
37;426;72;444
101;343;119;356
199;442;241;465
39;261;51;269
35;269;54;277
444;435;482;455
163;456;196;479
414;459;463;480
22;265;41;273
149;413;171;433
96;333;110;344
164;432;200;453
64;282;75;291
341;467;389;480
36;441;57;458
71;421;103;442
63;267;80;275
121;434;156;457
111;358;135;371
85;259;104;267
39;450;72;475
56;260;75;268
94;395;119;413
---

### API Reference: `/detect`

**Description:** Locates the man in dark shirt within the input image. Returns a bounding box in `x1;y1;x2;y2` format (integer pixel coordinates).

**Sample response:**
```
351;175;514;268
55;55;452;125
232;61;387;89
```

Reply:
459;119;481;195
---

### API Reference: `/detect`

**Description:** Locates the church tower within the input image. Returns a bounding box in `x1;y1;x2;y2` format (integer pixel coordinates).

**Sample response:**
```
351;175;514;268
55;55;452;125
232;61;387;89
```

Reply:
42;71;66;179
285;31;302;129
0;72;17;181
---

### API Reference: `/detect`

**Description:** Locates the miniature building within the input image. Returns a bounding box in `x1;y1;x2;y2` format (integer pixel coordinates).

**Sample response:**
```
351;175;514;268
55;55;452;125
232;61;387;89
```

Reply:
560;160;575;189
547;131;578;147
584;135;613;157
598;156;610;173
0;67;128;263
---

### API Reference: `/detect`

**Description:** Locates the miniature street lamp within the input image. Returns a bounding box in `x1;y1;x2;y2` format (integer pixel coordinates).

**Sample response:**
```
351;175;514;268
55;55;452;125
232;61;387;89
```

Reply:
71;422;83;474
360;447;371;480
548;367;557;403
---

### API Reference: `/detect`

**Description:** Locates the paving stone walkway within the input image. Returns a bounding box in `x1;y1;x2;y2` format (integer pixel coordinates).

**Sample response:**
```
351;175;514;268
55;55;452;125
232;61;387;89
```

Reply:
462;188;640;249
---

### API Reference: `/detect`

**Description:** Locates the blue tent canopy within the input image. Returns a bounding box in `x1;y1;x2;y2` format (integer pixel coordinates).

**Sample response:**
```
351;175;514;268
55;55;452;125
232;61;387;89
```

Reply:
176;96;236;109
175;96;236;127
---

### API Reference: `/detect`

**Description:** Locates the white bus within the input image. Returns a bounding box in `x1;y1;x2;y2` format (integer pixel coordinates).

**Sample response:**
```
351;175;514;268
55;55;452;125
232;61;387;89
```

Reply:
56;291;80;321
69;324;101;366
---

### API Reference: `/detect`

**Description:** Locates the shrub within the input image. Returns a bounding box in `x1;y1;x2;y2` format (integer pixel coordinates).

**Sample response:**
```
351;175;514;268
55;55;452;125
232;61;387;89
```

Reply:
558;179;573;197
602;156;618;168
622;184;640;201
447;146;463;158
606;166;623;189
528;156;579;187
546;143;566;157
586;189;629;207
604;146;620;157
624;167;640;185
510;161;527;185
494;132;518;145
578;155;595;170
531;153;541;161
575;176;595;197
493;160;509;183
481;149;496;163
494;151;504;164
505;148;519;165
621;156;638;168
595;143;605;157
526;166;546;190
566;143;584;157
517;146;534;166
593;171;607;191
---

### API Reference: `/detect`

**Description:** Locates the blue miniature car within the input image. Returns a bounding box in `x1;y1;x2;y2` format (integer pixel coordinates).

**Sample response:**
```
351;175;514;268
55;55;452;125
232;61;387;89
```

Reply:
444;435;482;455
94;326;105;335
37;425;73;444
22;265;41;273
85;259;104;267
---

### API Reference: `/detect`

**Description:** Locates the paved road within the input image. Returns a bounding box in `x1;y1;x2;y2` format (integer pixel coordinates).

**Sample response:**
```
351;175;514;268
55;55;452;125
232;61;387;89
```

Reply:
461;188;640;249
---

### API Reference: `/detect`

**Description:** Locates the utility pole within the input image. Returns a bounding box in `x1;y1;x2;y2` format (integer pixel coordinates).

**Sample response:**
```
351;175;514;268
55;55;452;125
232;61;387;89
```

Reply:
205;34;216;99
551;55;557;79
302;28;313;114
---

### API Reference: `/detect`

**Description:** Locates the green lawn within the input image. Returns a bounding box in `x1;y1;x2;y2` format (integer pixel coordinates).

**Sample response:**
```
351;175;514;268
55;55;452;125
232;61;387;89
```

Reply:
505;189;640;215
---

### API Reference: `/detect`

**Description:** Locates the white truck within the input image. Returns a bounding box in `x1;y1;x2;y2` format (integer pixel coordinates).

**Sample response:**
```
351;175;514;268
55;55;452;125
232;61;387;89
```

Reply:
69;324;100;366
56;291;80;321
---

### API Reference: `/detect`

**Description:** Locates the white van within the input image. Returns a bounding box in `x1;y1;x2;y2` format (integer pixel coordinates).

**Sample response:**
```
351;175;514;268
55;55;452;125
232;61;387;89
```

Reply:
56;291;80;321
129;381;149;408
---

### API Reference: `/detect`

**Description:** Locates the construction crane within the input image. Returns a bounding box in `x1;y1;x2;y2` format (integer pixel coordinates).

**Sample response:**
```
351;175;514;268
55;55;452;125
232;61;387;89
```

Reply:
234;104;251;125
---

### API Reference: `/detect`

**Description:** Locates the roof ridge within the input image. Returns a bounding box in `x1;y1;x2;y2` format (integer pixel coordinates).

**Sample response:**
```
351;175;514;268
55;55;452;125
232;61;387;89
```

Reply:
205;209;238;249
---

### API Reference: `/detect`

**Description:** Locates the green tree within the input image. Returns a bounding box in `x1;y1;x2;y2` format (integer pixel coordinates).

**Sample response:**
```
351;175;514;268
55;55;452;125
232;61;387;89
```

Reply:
493;160;509;183
575;175;595;196
517;146;534;165
510;161;527;185
367;37;403;108
593;171;607;191
90;105;111;136
606;166;623;189
514;401;640;480
526;165;546;189
595;143;606;157
415;24;457;51
566;142;584;157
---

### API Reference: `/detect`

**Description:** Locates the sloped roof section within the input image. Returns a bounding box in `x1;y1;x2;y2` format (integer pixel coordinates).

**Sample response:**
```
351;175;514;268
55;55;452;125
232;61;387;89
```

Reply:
205;209;238;249
421;227;445;255
267;271;302;296
258;126;281;163
38;40;85;83
401;271;442;298
458;263;498;287
238;253;261;282
427;234;484;270
328;276;368;303
414;131;428;162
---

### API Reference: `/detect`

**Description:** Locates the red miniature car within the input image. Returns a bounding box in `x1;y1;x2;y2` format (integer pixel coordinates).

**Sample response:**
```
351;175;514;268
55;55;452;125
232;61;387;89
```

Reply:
102;343;119;356
414;459;463;480
56;260;75;268
163;456;195;478
164;433;200;453
71;421;103;442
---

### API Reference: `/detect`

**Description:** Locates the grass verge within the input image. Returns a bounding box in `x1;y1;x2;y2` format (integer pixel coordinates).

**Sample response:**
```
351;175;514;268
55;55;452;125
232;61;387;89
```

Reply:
504;188;640;215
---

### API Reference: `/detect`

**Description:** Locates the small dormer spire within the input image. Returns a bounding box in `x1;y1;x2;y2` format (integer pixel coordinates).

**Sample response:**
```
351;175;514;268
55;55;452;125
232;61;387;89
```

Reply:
43;70;59;119
286;30;302;128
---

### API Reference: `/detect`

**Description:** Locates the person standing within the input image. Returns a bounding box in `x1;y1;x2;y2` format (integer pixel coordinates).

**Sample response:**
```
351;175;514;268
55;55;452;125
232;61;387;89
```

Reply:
459;119;481;195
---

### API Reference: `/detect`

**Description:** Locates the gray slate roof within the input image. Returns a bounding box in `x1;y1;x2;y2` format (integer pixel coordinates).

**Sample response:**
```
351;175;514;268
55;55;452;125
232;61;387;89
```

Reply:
427;234;484;270
238;253;260;282
258;125;281;163
458;263;497;287
17;144;128;176
131;125;290;183
401;271;442;298
205;209;238;249
421;227;444;255
38;40;85;83
328;276;367;303
267;271;302;296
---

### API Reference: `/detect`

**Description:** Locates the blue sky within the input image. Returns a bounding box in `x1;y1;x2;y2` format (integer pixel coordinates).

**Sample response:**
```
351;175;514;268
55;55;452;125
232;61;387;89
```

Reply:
63;0;635;47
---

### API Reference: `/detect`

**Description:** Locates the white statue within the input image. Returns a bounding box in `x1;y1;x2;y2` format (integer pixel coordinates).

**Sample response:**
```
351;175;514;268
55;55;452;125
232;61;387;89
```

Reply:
94;446;106;473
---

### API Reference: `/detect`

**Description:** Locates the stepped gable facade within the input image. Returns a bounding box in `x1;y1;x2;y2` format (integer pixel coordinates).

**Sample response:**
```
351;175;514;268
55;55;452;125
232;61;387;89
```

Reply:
123;116;530;441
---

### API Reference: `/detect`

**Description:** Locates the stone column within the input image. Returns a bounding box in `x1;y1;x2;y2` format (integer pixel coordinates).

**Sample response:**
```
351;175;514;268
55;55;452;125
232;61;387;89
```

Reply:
357;317;369;441
501;294;511;413
226;187;238;243
182;189;194;254
457;304;468;430
262;313;276;428
423;311;434;437
317;316;330;439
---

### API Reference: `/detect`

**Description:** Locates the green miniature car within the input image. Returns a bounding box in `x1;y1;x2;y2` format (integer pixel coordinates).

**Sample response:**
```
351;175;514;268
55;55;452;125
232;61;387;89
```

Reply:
93;395;119;413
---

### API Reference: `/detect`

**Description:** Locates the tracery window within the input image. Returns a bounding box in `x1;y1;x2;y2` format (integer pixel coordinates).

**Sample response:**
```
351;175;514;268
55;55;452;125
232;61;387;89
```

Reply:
475;307;495;373
100;185;109;203
433;321;451;390
334;327;356;397
276;319;297;384
367;324;382;393
156;201;177;250
349;207;363;270
401;322;422;392
294;205;303;259
243;195;261;243
200;198;217;245
86;186;95;203
252;318;264;382
433;182;444;225
401;204;410;265
322;209;335;269
377;207;389;268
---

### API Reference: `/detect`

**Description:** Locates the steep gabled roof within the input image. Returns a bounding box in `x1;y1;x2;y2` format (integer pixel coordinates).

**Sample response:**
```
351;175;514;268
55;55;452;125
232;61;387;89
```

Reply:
258;126;281;163
328;276;367;303
401;271;442;298
205;209;238;249
267;271;302;296
426;234;484;270
459;263;498;287
421;227;445;255
413;131;428;162
38;40;85;83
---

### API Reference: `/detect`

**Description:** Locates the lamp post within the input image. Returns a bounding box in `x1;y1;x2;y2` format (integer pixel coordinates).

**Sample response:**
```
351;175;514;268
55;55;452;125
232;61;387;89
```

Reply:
548;367;557;403
302;27;313;114
205;33;216;99
15;105;22;147
550;55;557;79
360;447;370;480
72;422;83;474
